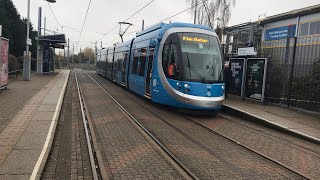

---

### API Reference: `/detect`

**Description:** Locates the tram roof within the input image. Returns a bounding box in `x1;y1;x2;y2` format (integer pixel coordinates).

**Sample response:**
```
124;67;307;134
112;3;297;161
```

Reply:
136;22;213;37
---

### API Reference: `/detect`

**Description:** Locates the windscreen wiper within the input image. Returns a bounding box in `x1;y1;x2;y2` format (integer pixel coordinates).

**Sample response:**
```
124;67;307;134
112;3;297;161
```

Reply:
186;53;206;83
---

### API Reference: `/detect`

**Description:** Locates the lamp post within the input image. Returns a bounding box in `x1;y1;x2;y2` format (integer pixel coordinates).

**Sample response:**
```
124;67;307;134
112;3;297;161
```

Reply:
24;0;56;81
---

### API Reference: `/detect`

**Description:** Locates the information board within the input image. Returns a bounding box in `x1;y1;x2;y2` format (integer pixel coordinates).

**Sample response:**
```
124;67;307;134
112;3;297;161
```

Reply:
43;46;50;73
229;58;246;96
244;58;267;102
0;38;9;89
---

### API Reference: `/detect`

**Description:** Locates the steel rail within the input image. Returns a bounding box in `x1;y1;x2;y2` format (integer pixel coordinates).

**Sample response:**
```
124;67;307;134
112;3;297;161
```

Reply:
80;67;310;179
74;69;99;180
184;115;310;180
82;69;199;180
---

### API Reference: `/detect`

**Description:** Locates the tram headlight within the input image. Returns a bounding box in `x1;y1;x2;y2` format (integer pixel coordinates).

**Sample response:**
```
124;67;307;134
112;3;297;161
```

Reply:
184;84;190;92
222;86;225;90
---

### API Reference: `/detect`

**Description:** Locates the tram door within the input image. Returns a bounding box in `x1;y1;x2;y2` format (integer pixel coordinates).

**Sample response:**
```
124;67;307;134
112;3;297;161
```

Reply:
121;52;127;85
145;49;154;95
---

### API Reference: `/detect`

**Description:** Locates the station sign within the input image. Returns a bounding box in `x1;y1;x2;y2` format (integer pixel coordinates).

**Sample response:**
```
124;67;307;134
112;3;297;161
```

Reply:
229;58;246;96
244;58;268;102
27;38;32;46
265;25;296;41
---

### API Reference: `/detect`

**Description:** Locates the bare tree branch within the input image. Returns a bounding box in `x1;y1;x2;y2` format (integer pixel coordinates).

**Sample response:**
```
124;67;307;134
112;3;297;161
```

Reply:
185;0;236;30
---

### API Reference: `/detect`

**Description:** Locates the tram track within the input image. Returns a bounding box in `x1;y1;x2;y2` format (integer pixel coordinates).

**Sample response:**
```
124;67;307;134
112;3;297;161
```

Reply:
74;69;103;180
82;68;312;179
119;96;310;179
216;113;320;155
184;116;312;179
79;69;198;180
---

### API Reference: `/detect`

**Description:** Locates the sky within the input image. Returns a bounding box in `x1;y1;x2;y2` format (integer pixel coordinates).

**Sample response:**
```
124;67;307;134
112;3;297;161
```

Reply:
11;0;320;53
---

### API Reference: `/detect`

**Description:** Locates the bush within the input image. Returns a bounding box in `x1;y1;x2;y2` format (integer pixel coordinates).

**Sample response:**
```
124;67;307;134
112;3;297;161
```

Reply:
17;56;37;71
8;54;19;72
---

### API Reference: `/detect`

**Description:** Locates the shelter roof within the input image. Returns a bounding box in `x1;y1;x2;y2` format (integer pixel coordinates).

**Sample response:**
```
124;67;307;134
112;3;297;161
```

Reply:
38;34;66;44
259;4;320;24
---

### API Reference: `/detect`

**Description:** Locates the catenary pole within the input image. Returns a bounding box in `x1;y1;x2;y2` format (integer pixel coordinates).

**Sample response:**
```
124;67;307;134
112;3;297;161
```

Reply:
23;0;31;80
37;7;42;74
72;44;74;64
67;38;70;67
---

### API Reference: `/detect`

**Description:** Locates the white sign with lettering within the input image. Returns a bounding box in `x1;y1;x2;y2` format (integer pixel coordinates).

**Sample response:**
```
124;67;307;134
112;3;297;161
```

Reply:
237;47;257;56
27;38;32;46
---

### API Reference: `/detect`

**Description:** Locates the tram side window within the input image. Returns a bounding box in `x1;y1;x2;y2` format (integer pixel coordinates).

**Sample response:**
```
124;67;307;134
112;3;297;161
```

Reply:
117;53;123;71
132;50;139;74
114;53;118;71
138;48;147;76
107;53;113;71
103;54;107;67
122;52;128;72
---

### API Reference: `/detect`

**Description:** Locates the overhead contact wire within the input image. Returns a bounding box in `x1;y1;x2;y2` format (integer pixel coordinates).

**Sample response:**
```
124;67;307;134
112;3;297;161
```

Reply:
47;2;62;27
79;0;92;43
98;0;156;41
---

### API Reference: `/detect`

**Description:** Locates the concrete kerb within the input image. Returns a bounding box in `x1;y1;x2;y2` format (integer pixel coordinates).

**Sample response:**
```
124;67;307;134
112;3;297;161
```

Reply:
29;70;70;180
221;105;320;145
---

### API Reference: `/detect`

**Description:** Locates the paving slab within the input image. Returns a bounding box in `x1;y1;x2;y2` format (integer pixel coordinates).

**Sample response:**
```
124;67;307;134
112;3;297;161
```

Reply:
0;150;40;174
0;70;70;179
223;96;320;144
38;105;56;112
0;174;30;180
32;111;55;121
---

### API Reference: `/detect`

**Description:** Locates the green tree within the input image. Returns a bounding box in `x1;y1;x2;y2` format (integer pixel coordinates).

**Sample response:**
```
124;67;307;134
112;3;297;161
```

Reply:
82;47;96;64
0;0;37;58
8;54;19;71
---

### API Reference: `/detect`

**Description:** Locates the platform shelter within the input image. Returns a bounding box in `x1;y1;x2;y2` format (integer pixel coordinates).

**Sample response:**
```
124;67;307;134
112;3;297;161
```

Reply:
37;34;66;73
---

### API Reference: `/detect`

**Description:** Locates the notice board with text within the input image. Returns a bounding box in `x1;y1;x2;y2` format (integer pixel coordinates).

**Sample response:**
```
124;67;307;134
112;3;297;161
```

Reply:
244;58;268;102
229;58;246;96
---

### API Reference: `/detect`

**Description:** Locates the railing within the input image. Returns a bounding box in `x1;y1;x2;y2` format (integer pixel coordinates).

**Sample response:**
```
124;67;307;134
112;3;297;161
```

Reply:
8;69;23;78
261;35;320;112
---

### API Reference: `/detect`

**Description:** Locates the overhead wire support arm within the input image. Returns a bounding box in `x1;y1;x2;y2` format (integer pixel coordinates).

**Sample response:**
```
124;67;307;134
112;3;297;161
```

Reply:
119;22;133;42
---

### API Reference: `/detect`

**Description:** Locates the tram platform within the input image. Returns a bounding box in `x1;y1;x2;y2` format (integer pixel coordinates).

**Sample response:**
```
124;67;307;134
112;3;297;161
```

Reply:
223;96;320;144
0;70;69;179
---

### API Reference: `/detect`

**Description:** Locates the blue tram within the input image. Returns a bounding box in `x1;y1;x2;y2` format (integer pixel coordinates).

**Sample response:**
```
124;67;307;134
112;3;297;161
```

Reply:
96;22;225;110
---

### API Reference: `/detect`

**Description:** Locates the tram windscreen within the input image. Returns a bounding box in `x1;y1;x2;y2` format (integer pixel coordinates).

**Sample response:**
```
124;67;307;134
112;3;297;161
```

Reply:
162;32;223;83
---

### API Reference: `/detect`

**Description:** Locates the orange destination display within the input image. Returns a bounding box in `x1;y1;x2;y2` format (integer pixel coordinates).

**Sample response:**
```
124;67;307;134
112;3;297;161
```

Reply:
182;36;208;43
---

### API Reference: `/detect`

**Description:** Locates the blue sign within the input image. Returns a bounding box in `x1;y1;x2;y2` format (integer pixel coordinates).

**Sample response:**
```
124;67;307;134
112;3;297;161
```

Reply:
265;25;296;41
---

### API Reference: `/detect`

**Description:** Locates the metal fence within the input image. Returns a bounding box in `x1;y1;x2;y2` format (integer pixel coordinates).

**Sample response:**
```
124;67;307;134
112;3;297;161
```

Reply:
261;35;320;112
8;69;23;78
